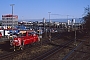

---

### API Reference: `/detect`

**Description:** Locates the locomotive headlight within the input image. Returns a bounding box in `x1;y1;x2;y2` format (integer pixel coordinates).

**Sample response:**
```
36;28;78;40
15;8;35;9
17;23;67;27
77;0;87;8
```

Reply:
33;34;36;36
18;38;21;40
14;40;18;42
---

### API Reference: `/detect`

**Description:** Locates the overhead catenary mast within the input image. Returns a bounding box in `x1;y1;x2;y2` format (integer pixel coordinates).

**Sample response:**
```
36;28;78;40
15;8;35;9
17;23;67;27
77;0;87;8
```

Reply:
10;4;15;41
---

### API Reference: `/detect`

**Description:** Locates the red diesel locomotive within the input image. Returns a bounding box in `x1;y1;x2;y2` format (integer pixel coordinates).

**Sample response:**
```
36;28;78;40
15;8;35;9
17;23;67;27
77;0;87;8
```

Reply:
10;30;40;51
0;32;2;38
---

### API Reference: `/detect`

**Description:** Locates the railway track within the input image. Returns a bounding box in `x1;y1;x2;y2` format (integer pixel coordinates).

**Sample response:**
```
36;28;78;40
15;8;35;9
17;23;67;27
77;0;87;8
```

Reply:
32;41;86;60
30;32;89;60
0;32;63;60
0;50;22;60
66;36;90;60
0;31;87;60
62;42;83;60
65;37;90;60
31;39;74;60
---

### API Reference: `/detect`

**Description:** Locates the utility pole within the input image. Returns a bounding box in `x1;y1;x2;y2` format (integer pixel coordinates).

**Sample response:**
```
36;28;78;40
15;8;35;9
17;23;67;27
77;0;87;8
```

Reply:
48;12;51;23
10;4;15;40
48;12;51;42
43;18;47;38
67;15;69;32
74;22;77;46
43;18;45;32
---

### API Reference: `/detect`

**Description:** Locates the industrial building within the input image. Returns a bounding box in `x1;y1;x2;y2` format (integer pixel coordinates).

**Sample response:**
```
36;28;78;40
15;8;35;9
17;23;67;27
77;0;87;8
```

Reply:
2;14;18;29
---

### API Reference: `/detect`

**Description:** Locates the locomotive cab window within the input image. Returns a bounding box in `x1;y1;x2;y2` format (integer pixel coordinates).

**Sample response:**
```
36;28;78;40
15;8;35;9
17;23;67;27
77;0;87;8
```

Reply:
22;33;26;36
31;32;36;36
28;32;32;36
18;33;26;36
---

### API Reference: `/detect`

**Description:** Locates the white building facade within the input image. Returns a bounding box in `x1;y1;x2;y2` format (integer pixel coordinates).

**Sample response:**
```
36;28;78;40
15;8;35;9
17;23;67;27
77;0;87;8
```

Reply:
2;14;18;29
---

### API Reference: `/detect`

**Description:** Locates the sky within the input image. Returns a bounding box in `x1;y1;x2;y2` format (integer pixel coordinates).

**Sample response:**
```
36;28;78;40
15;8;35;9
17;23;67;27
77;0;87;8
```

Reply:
0;0;90;20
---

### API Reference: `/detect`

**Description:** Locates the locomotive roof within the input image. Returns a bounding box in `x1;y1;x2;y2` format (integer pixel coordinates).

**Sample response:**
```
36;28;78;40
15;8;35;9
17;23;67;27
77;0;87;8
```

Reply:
19;30;35;33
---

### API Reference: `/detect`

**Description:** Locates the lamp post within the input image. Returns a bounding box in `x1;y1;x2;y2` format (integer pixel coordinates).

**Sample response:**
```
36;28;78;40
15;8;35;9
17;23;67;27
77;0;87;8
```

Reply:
67;15;69;32
10;4;15;31
48;12;51;41
10;4;15;40
48;12;51;23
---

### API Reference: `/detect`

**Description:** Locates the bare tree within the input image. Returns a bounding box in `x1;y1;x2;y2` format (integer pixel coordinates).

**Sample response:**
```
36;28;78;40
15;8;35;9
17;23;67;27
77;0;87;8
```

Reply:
83;5;90;32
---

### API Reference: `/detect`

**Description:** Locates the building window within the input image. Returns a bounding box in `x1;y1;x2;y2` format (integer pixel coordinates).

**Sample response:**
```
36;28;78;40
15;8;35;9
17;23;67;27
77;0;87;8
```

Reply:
2;18;6;20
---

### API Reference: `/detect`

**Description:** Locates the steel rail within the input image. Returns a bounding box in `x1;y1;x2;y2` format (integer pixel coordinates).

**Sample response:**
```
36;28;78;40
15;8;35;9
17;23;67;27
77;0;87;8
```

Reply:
0;43;40;60
30;31;83;60
31;39;74;60
42;40;74;60
0;32;61;60
69;51;80;60
0;50;23;60
0;31;85;60
62;36;90;60
62;42;82;60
